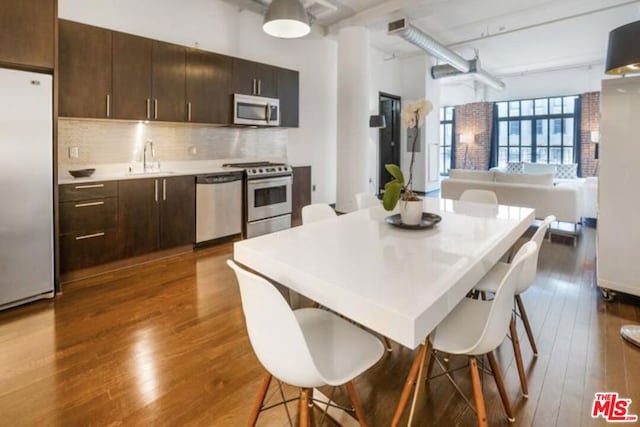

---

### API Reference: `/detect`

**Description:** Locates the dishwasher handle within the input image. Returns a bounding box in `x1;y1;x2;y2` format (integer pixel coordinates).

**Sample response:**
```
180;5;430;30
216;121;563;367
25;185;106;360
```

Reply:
197;173;243;184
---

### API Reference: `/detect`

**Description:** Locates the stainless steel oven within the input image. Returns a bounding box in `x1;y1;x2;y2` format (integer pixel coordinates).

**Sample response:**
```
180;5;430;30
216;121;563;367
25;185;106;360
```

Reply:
223;162;292;238
233;94;280;126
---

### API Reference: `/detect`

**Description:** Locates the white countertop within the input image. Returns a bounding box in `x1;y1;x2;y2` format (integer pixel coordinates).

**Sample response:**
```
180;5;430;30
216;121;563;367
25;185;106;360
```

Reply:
234;198;535;349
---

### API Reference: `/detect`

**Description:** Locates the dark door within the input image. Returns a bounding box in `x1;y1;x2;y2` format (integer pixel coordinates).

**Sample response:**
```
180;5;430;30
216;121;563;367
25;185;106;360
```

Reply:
255;63;277;98
159;176;195;249
0;0;54;69
152;41;186;122
59;20;112;118
186;49;232;124
277;67;299;127
232;58;257;95
112;32;152;120
379;94;401;193
118;179;159;257
291;166;311;226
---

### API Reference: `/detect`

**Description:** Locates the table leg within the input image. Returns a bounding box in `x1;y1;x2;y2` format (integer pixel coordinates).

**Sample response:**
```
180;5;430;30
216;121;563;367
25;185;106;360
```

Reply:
391;342;428;427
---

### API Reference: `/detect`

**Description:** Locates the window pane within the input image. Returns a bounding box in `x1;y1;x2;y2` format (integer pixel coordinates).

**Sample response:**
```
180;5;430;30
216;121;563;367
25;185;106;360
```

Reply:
499;148;508;166
550;119;562;145
536;119;548;145
445;124;452;146
509;147;520;162
563;118;574;145
549;147;562;164
498;102;508;118
445;107;453;121
521;100;533;116
440;124;444;145
550;97;562;114
521;147;532;163
509;101;520;117
499;121;508;145
535;99;548;115
537;147;548;163
563;147;573;164
509;121;520;145
521;120;532;146
563;96;576;114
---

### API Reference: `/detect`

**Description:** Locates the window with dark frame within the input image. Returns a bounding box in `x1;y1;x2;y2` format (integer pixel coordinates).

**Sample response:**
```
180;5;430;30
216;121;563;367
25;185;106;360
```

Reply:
439;106;454;175
496;95;578;167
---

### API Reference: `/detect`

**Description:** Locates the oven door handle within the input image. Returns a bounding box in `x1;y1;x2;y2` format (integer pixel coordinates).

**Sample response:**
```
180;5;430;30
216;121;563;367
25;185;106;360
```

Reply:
247;176;292;187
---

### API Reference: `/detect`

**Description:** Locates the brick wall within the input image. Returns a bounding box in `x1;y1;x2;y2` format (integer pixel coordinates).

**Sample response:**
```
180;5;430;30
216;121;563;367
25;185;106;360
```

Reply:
580;91;600;177
453;102;494;170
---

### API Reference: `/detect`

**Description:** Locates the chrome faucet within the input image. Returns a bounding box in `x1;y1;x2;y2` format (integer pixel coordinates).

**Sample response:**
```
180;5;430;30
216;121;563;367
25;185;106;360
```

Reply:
143;140;155;172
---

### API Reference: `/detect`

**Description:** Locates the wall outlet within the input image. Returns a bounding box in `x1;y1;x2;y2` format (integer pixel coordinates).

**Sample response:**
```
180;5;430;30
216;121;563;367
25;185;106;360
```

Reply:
68;146;79;159
312;184;316;192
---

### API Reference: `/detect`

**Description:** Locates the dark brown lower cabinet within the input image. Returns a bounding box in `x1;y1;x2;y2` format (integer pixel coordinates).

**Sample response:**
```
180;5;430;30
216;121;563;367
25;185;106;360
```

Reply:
159;176;195;249
292;166;311;226
117;178;161;258
60;230;120;273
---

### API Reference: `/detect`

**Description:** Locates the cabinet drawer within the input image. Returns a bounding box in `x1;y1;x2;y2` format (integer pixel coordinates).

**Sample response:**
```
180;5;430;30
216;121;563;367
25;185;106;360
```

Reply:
60;181;117;202
60;229;120;273
60;198;117;235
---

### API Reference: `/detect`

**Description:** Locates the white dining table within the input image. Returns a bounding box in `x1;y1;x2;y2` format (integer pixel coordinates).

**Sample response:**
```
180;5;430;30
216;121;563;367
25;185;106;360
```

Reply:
233;197;535;425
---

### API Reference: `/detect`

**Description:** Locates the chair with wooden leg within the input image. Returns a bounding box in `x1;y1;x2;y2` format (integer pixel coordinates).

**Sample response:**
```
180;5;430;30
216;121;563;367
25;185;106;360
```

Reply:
459;189;499;205
227;260;384;426
392;242;537;427
302;203;337;224
355;192;380;210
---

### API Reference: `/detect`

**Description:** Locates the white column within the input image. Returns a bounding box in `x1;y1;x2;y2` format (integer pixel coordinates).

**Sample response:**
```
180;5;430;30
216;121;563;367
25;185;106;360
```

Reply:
424;55;441;192
336;26;371;213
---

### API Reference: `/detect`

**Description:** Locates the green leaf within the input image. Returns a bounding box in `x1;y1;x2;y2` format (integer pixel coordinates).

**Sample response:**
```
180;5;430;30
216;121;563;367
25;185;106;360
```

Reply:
382;181;403;211
385;164;404;186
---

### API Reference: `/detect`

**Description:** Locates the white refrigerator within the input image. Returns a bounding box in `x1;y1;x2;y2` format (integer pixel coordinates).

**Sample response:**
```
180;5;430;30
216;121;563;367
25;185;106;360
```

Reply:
0;68;54;310
598;76;640;297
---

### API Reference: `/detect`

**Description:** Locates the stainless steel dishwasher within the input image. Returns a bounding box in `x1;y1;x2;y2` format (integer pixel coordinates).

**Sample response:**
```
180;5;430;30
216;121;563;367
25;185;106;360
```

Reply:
195;172;243;244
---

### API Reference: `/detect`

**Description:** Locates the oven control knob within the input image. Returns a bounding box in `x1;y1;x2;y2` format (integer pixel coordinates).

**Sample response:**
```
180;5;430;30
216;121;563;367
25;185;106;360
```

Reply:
251;169;256;174
259;168;263;173
278;167;282;171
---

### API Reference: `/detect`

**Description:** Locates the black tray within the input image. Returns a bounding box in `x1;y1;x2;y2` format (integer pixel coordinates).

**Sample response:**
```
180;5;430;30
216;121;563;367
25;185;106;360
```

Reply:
69;168;95;178
385;212;442;230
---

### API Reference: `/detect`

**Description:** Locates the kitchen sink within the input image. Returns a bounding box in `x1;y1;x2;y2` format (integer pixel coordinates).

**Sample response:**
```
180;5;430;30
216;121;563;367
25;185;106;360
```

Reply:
126;170;176;176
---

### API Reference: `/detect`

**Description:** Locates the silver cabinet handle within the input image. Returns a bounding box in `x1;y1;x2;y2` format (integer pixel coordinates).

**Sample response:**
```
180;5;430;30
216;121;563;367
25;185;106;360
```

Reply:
252;79;257;95
162;178;166;201
187;102;192;121
146;99;151;119
75;232;105;241
74;184;104;189
258;79;261;95
75;201;105;208
106;94;111;117
154;99;158;119
154;179;158;202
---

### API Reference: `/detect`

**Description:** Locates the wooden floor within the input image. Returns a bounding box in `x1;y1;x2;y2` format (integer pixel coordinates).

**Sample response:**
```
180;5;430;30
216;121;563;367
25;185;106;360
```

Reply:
1;227;639;426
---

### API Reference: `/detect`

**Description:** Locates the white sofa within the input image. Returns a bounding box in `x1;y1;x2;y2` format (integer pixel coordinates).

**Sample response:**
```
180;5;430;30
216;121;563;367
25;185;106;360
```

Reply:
441;169;583;226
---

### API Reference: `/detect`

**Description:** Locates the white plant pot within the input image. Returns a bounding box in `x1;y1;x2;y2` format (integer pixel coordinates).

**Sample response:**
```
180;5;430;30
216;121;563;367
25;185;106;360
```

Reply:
400;199;423;225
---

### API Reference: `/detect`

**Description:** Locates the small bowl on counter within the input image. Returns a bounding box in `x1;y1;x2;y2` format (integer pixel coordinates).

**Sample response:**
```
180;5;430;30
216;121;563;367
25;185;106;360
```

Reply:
68;168;96;178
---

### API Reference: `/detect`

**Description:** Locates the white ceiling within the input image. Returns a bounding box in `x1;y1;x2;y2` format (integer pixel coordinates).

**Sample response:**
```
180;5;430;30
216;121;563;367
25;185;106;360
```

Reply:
233;0;640;76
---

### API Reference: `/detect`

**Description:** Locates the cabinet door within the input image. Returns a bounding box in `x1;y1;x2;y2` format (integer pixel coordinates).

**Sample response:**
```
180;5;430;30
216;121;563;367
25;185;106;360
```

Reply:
255;63;277;98
277;68;299;127
152;42;186;122
291;166;311;226
186;49;232;124
112;32;152;120
60;229;120;273
59;20;112;118
232;58;257;95
159;176;195;249
118;179;159;257
0;0;54;69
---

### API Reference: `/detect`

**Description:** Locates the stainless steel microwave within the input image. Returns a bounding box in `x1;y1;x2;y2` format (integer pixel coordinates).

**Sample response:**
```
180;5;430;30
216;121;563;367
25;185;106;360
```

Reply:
233;94;280;126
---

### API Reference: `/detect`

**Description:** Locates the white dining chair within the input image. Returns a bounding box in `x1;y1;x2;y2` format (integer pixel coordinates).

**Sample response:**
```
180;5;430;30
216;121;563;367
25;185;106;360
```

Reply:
425;242;538;426
227;260;384;426
460;189;498;205
301;203;336;224
355;192;380;210
474;215;556;362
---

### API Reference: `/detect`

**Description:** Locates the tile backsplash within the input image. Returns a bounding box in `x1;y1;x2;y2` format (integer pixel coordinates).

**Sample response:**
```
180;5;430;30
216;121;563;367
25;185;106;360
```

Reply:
58;119;288;168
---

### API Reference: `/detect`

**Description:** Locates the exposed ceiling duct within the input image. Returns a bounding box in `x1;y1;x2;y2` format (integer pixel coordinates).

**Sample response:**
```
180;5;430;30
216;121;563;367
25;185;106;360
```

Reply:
388;17;506;91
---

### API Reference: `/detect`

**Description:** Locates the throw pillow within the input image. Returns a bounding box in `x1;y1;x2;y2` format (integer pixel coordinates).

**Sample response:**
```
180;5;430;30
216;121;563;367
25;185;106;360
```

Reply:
522;162;557;175
506;162;523;174
448;169;495;182
495;171;555;186
556;163;578;179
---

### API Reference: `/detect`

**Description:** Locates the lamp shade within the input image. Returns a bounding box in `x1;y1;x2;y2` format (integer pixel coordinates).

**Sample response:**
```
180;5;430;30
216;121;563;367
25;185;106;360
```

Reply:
369;115;386;128
263;0;310;39
605;20;640;75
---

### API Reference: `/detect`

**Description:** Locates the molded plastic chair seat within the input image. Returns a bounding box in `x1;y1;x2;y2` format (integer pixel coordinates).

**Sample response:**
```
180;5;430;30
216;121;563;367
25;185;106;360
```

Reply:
431;299;493;355
460;189;498;205
301;203;336;224
473;263;510;293
355;192;380;210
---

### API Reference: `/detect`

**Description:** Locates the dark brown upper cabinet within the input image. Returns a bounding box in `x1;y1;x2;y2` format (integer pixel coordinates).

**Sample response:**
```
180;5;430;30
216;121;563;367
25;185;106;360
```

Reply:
186;49;232;124
233;58;277;98
152;42;186;122
277;67;300;128
112;32;153;120
59;20;113;118
0;0;54;70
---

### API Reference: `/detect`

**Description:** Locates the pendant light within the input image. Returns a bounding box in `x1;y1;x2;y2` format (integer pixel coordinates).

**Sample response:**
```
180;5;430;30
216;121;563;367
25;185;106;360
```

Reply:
605;20;640;75
263;0;310;39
